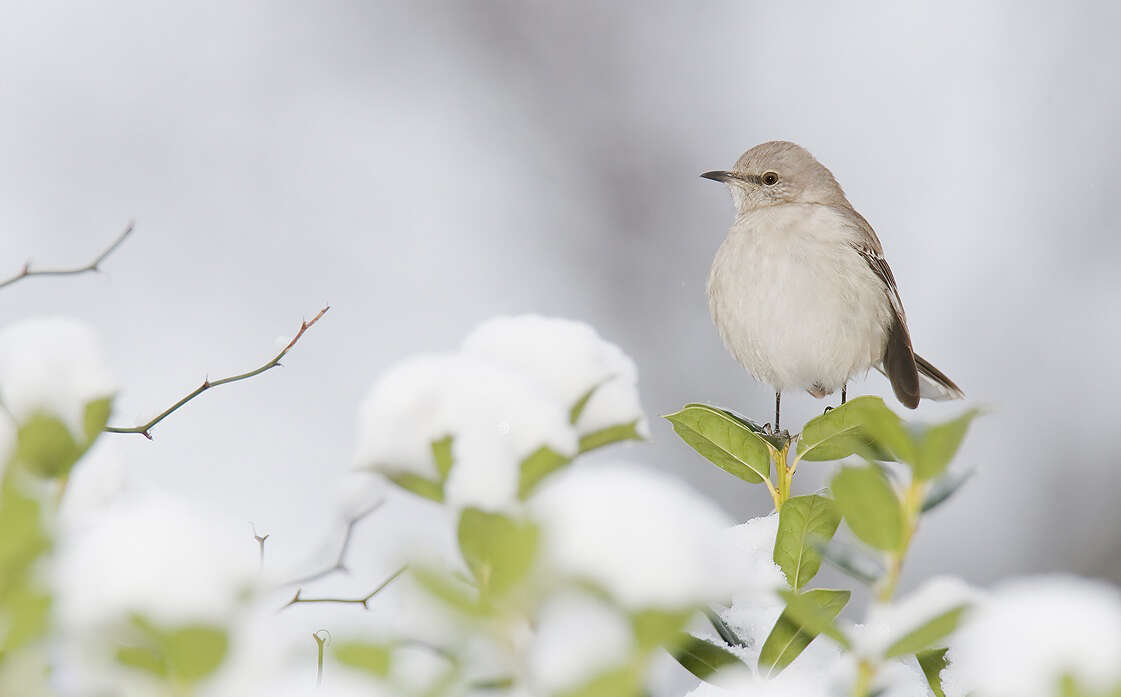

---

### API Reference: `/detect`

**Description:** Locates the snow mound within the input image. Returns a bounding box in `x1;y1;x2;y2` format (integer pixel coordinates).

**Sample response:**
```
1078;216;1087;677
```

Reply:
0;316;116;438
530;463;732;609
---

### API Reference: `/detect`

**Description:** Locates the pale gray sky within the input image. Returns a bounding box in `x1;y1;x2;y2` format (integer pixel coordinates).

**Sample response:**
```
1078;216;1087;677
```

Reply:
3;0;1120;607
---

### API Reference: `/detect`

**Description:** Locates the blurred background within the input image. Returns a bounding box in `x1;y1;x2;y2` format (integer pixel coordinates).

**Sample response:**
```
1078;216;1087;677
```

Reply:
2;0;1120;615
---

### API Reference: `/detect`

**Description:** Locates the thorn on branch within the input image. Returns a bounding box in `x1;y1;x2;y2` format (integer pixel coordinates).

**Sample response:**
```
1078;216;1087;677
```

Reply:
103;305;330;437
283;499;385;587
279;565;407;612
0;220;135;291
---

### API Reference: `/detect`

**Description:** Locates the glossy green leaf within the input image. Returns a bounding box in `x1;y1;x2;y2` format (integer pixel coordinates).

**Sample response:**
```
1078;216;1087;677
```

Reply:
836;397;917;464
831;465;903;551
334;641;392;677
631;609;692;652
911;410;980;480
518;446;572;499
759;589;850;674
578;420;643;453
922;468;974;513
671;634;746;680
457;508;538;599
916;648;949;697
884;605;969;658
665;404;771;483
774;495;841;590
796;397;894;462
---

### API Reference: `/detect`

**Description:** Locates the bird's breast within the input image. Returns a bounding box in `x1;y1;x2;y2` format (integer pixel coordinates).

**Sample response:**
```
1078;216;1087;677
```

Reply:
706;205;892;393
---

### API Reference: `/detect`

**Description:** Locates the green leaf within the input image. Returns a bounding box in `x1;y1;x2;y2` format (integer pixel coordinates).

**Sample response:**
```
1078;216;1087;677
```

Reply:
569;381;607;426
518;446;572;499
884;605;969;658
12;398;112;479
835;397;917;463
796;397;895;462
705;608;746;648
578;420;643;453
671;634;746;680
116;645;167;677
774;495;841;591
665;404;771;483
830;465;903;551
911;410;980;480
163;626;228;682
813;538;883;584
412;566;486;617
457;508;538;599
759;589;850;674
555;664;640;697
431;435;454;480
0;586;50;652
916;648;949;697
386;472;445;502
334;641;392;677
114;619;228;684
922;468;974;513
707;406;788;451
631;609;692;653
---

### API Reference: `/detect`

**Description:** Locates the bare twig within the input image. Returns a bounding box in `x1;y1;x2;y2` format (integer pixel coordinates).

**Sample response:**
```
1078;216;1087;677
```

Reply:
104;306;329;438
312;630;331;686
285;500;386;587
0;221;135;291
251;523;270;571
283;565;408;611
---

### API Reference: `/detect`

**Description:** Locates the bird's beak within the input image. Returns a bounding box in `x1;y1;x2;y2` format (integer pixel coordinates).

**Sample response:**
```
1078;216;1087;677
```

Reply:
700;170;736;183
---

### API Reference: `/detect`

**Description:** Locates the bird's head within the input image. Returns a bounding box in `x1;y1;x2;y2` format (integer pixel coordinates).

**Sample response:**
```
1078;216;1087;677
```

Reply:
701;141;849;214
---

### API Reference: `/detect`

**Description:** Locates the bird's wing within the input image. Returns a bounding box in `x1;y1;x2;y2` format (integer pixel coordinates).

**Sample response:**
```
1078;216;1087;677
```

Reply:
837;207;921;408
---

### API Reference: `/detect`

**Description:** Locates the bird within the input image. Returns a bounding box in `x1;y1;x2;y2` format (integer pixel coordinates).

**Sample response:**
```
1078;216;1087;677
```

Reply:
701;141;962;432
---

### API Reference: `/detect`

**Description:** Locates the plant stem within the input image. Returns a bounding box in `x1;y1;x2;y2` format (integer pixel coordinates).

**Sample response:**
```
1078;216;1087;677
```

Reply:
877;479;925;603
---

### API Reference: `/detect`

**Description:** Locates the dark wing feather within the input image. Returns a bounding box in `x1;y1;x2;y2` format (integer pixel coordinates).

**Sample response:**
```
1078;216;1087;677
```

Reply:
849;242;921;409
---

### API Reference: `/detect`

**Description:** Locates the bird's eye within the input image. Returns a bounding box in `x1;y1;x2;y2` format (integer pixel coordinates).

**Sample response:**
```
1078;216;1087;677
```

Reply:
762;171;779;186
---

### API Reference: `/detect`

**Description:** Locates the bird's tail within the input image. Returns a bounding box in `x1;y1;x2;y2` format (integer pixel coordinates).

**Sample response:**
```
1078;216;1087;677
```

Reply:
914;354;964;401
875;354;964;403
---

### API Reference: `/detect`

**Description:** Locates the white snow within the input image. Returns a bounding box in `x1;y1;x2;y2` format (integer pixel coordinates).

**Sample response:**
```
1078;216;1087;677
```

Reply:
530;462;733;609
56;437;129;533
0;317;116;439
462;315;647;437
945;574;1121;697
528;590;634;694
354;353;577;511
53;489;259;631
853;576;978;658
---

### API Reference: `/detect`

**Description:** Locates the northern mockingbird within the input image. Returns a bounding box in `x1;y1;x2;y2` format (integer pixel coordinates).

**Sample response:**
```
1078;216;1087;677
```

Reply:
702;141;962;431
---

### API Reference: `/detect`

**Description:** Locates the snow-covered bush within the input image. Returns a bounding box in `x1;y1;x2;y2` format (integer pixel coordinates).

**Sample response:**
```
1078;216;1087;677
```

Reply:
2;304;1120;697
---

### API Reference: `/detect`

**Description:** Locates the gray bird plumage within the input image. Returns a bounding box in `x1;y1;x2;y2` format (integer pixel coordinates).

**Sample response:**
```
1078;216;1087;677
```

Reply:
702;141;962;421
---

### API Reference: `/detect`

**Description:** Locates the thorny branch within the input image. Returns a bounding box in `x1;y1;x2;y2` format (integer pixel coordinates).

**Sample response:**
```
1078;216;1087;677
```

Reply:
0;221;135;290
104;306;330;438
283;565;408;611
285;500;386;587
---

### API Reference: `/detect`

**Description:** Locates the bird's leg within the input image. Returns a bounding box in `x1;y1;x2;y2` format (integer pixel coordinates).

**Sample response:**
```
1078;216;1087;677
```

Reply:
774;392;781;433
842;384;847;405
